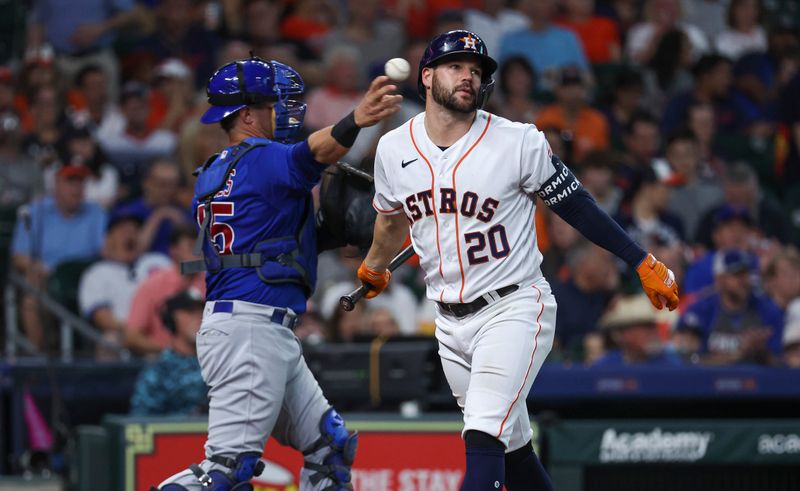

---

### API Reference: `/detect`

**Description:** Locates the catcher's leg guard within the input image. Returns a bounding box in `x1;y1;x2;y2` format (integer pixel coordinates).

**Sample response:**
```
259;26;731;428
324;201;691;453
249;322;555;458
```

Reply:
154;453;264;491
301;408;358;491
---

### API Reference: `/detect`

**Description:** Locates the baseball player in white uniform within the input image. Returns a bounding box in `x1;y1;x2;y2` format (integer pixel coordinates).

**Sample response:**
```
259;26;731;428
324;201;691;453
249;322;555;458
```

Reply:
356;30;680;490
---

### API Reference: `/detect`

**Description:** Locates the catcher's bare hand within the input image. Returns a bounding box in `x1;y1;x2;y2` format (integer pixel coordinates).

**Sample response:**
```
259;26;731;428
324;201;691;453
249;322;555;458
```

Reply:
354;76;403;128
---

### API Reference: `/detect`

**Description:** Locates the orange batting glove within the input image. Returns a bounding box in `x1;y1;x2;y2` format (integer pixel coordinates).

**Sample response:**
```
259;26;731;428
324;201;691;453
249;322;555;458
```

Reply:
636;253;680;311
357;261;391;299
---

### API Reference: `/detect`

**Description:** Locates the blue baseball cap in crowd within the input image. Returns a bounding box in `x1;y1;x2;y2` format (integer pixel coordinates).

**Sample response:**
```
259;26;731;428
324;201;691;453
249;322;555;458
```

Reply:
713;249;753;276
712;204;752;228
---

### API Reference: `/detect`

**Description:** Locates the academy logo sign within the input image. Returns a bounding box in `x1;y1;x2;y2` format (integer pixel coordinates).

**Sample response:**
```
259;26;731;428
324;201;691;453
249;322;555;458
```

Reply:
757;434;800;455
599;427;713;463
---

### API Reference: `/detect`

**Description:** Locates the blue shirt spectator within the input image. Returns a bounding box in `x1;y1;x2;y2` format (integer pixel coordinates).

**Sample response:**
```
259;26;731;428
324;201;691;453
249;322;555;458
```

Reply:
499;27;588;91
12;167;106;271
129;290;207;415
111;159;190;254
29;0;135;55
592;294;682;367
129;348;207;415
678;250;784;364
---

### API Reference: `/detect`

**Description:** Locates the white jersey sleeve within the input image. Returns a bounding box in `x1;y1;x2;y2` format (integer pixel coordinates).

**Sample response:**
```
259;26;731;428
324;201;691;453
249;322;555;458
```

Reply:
520;125;558;196
372;143;405;215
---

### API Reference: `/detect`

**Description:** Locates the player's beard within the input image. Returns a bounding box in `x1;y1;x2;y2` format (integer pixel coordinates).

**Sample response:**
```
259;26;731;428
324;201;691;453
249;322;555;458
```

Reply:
431;72;476;114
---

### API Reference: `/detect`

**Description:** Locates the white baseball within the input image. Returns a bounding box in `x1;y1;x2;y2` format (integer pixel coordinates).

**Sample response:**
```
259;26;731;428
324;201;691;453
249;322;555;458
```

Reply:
384;58;410;82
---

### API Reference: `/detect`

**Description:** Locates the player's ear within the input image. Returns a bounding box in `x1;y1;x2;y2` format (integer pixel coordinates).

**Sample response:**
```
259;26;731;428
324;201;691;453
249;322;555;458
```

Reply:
421;66;433;91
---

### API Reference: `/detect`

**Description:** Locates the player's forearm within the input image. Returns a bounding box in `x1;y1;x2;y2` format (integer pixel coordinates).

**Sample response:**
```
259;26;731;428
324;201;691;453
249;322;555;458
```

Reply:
364;213;408;271
307;126;351;164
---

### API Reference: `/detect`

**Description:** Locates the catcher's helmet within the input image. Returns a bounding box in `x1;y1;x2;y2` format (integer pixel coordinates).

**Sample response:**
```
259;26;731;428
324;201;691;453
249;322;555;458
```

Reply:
201;56;306;141
418;30;498;109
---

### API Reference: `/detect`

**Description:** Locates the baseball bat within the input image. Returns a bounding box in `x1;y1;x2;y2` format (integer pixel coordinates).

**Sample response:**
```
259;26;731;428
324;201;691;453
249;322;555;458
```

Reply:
336;161;374;183
339;245;416;311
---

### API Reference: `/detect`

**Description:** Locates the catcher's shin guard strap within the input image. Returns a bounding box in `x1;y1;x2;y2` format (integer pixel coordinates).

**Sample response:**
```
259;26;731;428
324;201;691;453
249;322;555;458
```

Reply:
302;408;358;489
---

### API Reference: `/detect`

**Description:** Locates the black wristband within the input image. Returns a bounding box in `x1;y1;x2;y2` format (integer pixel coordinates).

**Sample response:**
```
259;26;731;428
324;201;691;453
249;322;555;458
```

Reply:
331;111;360;147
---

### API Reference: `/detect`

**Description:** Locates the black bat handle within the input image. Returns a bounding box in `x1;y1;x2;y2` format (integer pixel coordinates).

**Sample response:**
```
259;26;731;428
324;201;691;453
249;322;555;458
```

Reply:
339;245;415;311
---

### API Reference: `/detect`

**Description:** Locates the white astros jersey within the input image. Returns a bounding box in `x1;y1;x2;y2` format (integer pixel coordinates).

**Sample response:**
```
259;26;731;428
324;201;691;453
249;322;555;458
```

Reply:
372;110;558;304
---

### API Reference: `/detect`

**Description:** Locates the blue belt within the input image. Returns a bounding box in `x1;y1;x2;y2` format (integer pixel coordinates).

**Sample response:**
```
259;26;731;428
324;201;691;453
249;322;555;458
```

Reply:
212;301;298;329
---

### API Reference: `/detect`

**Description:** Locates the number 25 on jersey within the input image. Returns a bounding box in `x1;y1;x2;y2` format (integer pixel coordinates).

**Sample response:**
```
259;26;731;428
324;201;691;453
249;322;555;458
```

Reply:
197;202;235;255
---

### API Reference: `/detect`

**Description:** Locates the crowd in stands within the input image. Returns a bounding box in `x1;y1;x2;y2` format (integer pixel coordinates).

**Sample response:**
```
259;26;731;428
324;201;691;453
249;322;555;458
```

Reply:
2;0;800;396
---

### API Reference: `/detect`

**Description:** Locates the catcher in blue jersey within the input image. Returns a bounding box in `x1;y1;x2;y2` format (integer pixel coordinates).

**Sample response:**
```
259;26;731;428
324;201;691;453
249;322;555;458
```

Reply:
152;56;401;491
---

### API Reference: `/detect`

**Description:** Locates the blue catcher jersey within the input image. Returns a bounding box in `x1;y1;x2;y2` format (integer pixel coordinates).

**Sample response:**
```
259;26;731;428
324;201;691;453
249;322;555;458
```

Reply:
193;137;325;313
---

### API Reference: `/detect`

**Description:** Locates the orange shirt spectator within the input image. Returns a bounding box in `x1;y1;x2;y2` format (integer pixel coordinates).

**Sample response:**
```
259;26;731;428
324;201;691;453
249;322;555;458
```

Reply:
558;16;620;64
536;105;609;162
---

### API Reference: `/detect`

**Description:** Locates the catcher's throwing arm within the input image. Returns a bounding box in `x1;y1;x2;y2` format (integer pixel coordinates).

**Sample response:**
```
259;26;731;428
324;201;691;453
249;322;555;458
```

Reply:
339;245;415;311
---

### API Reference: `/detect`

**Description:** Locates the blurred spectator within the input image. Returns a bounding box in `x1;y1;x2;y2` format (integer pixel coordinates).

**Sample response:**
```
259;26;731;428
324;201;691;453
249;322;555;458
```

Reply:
240;0;322;85
664;130;724;243
680;0;729;43
694;162;788;249
21;85;67;169
465;0;530;54
327;300;367;343
0;112;43;208
715;0;766;61
684;205;759;294
551;242;619;358
0;67;15;114
578;152;622;216
136;0;218;89
304;45;364;131
626;0;710;65
323;0;405;84
280;0;337;42
661;54;736;135
321;278;420;337
782;317;800;368
558;0;622;63
96;82;178;188
129;289;208;415
779;69;800;188
12;164;106;350
16;52;61;133
54;123;119;208
540;212;581;282
26;0;150;93
498;0;589;91
601;68;645;150
593;294;682;366
431;9;466;35
495;56;539;123
366;307;401;339
67;64;123;133
616;111;660;205
536;66;609;163
295;311;326;345
148;58;196;133
615;165;685;250
762;248;800;311
77;212;170;359
582;331;606;365
677;249;784;365
113;158;190;254
126;224;205;356
686;102;725;177
641;29;694;112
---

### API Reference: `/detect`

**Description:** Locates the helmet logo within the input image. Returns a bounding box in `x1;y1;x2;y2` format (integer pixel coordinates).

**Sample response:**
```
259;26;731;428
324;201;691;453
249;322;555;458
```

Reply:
460;35;478;50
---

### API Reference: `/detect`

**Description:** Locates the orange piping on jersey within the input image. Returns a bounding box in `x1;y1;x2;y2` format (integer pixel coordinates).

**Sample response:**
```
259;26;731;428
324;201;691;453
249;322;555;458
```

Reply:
409;117;445;297
497;285;543;439
372;201;404;214
453;114;492;303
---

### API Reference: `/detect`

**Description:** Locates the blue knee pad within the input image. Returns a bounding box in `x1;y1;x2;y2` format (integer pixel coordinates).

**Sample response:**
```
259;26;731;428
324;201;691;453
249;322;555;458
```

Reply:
303;408;359;490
